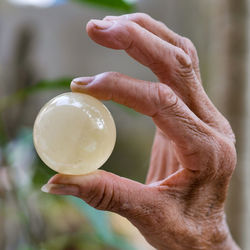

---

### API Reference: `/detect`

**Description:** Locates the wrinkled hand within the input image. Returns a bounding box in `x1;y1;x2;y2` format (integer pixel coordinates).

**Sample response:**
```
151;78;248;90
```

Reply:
44;13;239;250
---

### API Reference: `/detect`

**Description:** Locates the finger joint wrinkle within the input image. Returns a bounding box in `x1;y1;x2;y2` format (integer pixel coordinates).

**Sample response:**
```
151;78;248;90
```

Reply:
92;182;107;209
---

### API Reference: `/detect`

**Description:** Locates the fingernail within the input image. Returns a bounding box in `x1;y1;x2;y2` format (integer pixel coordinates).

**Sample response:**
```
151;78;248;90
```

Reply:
72;76;94;86
91;19;114;30
41;183;80;196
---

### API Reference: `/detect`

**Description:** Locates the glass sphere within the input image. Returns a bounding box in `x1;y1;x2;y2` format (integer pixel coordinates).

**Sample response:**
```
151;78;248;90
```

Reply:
33;92;116;175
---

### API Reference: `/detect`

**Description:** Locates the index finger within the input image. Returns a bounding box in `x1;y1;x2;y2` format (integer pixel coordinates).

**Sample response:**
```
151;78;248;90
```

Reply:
71;72;219;174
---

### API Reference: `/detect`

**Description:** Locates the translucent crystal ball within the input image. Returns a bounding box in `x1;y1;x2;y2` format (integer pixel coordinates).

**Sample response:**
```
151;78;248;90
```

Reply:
33;92;116;175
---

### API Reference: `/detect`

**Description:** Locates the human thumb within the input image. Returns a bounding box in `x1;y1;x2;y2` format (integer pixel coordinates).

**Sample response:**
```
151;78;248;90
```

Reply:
41;170;148;216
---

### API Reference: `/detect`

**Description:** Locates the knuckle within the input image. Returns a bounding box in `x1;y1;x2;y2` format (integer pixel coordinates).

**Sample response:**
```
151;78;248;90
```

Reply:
88;72;118;96
202;135;237;179
85;174;117;211
98;71;120;82
180;37;197;57
84;175;103;206
220;118;236;144
95;71;121;92
117;21;137;50
178;37;199;67
129;12;151;22
156;20;167;29
124;21;137;35
174;47;192;68
153;84;179;114
182;37;196;51
217;139;237;177
92;183;114;211
204;136;222;176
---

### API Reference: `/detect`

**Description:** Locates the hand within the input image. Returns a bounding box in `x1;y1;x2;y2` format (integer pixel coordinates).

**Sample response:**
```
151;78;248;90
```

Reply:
43;13;240;250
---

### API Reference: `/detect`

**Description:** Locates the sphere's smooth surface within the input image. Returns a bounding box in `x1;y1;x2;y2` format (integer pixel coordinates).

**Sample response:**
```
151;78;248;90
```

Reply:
33;92;116;175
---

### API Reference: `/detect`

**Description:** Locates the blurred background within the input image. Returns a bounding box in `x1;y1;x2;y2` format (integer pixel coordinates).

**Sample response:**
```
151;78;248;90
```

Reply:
0;0;249;249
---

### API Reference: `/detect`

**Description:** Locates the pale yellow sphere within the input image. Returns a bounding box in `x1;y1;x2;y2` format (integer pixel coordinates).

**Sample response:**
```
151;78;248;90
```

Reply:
33;92;116;175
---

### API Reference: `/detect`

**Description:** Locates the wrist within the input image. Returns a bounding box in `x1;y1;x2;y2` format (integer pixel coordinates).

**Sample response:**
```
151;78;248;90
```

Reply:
215;217;240;250
218;232;240;250
155;219;241;250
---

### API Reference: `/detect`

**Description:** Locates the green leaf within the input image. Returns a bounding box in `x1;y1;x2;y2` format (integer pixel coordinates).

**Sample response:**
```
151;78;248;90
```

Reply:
67;196;114;242
0;116;7;146
72;0;136;12
32;157;57;187
67;196;136;250
18;244;37;250
0;78;71;113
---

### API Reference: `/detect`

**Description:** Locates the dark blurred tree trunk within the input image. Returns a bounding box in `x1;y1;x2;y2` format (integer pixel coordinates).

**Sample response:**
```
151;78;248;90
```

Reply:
243;0;250;248
226;0;247;248
0;25;36;140
208;0;248;248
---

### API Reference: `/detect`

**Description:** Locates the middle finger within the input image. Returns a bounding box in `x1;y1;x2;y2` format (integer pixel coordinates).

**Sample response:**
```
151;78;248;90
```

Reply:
87;18;234;140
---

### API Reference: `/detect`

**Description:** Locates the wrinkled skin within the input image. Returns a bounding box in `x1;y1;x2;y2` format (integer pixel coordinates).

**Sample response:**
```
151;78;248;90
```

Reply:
44;13;240;250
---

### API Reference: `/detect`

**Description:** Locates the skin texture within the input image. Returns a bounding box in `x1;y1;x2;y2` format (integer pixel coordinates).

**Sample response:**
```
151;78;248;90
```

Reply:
43;13;240;250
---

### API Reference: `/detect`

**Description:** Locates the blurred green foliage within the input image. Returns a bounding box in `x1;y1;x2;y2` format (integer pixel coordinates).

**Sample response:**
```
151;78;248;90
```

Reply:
0;1;139;249
73;0;135;12
0;78;70;114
